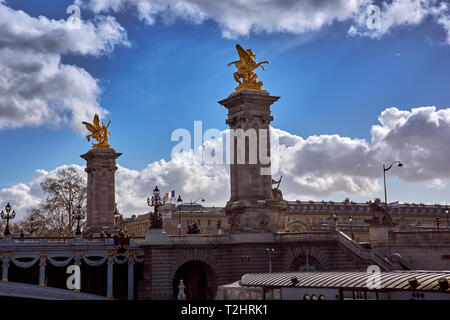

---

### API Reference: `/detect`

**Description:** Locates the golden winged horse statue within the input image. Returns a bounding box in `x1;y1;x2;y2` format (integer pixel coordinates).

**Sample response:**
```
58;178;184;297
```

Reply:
227;44;269;93
82;114;111;149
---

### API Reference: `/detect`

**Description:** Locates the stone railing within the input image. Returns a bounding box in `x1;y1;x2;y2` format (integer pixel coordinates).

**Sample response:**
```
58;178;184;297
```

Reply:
336;230;395;270
167;234;223;243
0;237;143;250
390;231;450;243
273;232;338;242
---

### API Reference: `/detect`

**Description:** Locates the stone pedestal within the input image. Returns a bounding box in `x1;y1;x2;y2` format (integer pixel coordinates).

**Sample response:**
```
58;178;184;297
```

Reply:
369;225;392;249
219;90;285;233
81;148;121;235
145;228;168;244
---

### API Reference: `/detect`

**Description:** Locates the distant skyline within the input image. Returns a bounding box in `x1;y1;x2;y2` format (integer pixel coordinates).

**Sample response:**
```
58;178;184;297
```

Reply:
1;0;450;218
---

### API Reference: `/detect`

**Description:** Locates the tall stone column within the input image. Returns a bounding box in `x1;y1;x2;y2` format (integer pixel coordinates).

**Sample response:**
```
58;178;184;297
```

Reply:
81;148;121;234
219;90;285;233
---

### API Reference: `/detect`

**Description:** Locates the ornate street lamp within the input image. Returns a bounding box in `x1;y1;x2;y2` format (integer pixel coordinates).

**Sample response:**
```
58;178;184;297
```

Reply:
24;214;38;235
187;198;204;234
1;203;16;236
147;186;166;229
383;161;403;208
73;204;85;236
177;195;183;235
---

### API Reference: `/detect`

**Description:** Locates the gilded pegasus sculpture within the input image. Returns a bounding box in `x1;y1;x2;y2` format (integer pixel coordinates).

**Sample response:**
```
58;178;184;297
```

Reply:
227;44;270;93
82;114;111;149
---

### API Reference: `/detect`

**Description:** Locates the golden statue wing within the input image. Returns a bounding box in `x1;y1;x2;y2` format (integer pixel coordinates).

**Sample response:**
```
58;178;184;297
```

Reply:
236;44;253;67
93;114;100;129
82;121;96;133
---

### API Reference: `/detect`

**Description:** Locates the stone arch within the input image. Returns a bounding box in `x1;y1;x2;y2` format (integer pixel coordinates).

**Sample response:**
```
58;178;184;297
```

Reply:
170;248;221;300
286;220;310;232
283;246;327;271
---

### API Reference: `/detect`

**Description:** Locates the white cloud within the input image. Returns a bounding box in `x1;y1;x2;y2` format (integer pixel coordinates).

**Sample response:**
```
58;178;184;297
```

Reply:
78;0;365;38
0;164;86;220
78;0;450;42
0;3;129;133
3;105;450;217
426;178;445;189
349;0;450;40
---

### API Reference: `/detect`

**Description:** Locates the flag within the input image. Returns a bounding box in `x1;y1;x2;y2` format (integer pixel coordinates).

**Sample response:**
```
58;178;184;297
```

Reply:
171;190;175;198
165;193;169;199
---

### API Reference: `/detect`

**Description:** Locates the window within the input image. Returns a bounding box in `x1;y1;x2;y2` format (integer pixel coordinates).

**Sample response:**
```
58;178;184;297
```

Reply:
354;291;365;300
311;294;318;300
319;295;326;300
303;294;310;300
366;291;377;300
207;220;211;226
342;291;353;300
273;289;281;300
377;292;389;300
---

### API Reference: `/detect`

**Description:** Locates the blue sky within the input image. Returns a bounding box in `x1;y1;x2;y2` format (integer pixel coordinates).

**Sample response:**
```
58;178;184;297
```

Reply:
2;0;450;216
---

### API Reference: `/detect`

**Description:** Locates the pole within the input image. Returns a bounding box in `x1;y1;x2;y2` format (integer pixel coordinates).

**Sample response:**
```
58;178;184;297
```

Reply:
383;164;388;208
351;220;354;240
269;252;272;273
178;206;181;235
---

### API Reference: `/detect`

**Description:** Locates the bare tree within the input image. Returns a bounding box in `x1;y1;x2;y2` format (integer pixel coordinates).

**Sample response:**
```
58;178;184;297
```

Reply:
23;167;87;237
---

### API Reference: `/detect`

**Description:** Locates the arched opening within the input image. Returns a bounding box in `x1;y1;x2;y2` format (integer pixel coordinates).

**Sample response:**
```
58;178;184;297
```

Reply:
172;260;217;300
290;254;321;271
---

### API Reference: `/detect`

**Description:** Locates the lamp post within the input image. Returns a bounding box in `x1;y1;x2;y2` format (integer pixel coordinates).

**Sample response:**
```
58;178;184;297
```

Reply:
177;195;183;235
383;161;403;207
1;203;16;236
73;204;85;236
266;248;275;273
445;206;449;229
189;198;204;227
383;160;403;226
147;186;166;229
189;198;205;224
24;214;38;235
349;215;354;240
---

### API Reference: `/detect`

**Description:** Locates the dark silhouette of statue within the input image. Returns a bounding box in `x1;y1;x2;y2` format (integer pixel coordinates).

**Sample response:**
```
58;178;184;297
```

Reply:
367;200;395;226
271;176;283;201
187;221;201;234
150;212;163;229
